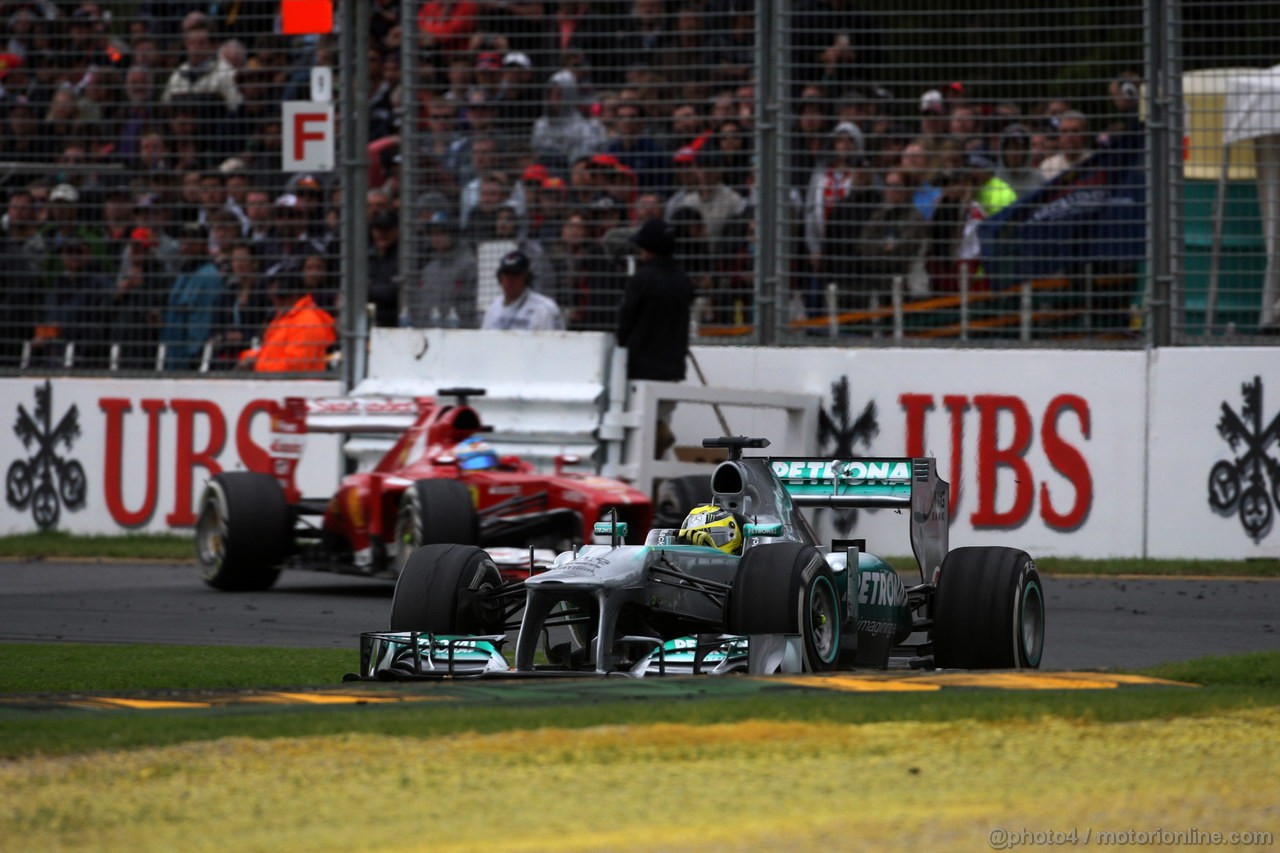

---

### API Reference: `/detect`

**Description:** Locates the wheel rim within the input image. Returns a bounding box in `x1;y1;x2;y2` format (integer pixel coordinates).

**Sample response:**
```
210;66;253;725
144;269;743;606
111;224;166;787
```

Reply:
392;500;420;577
1020;579;1045;667
808;575;840;663
195;492;226;575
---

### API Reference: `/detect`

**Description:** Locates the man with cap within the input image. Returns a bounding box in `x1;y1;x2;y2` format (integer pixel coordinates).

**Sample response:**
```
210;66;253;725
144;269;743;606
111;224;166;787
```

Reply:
617;217;693;457
481;249;564;331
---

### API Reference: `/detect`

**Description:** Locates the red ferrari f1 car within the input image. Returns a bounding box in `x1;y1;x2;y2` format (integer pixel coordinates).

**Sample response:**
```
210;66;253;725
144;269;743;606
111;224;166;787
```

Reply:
195;388;652;591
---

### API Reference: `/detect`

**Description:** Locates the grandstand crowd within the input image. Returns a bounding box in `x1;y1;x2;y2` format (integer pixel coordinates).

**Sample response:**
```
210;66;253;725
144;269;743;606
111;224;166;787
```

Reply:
0;2;1146;371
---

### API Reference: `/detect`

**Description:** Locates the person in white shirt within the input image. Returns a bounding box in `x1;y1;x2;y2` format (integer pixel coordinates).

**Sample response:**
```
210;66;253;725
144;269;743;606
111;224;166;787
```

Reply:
481;250;566;331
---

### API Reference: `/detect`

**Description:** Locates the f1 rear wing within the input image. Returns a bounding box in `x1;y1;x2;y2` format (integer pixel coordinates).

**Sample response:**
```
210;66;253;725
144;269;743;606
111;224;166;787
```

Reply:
771;456;949;581
276;396;429;435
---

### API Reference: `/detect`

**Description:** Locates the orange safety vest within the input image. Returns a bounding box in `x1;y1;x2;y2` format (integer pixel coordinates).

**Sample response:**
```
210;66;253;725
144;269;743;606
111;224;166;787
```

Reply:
246;294;336;372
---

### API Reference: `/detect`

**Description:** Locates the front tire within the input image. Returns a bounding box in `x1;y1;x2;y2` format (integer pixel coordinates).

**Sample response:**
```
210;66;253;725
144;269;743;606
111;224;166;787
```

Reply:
390;479;478;576
196;472;291;591
390;543;504;633
932;546;1044;669
726;541;841;672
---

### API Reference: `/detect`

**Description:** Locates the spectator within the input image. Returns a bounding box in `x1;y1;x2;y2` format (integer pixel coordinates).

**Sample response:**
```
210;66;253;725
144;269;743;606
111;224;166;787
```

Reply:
708;118;752;200
265;193;327;269
996;123;1042;200
531;69;606;174
212;240;272;364
617;217;692;457
40;183;104;280
1039;110;1091;182
462;170;513;243
495;51;542;135
241;189;273;245
804;121;864;272
458;136;503;225
924;169;981;293
161;13;243;114
900;137;942;221
966;148;1017;218
416;0;480;55
0;187;43;365
858;171;929;305
710;0;755;84
0;96;49;162
109;241;166;370
237;263;336;373
919;88;948;140
423;98;465;200
1103;72;1144;154
160;221;224;370
368;209;401;327
664;149;747;242
33;237;110;368
481;249;565;331
791;0;883;93
789;86;830;191
411;211;478;327
821;155;879;311
495;204;554;296
550;211;614;330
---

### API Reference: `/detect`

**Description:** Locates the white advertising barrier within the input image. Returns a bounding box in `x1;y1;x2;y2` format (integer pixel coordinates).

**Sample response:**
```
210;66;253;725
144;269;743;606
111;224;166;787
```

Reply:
1148;348;1280;559
358;327;613;467
1;377;341;536
678;346;1150;559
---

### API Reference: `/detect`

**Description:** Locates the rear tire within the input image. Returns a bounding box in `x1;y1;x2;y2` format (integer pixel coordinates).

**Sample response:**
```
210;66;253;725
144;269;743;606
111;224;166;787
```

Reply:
726;542;841;672
932;546;1044;669
391;479;478;576
390;543;504;633
196;472;290;591
653;474;712;529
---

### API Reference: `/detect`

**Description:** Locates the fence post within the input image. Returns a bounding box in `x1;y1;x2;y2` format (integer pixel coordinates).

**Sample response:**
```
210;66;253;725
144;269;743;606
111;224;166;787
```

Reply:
757;0;780;346
340;0;371;391
1147;0;1179;347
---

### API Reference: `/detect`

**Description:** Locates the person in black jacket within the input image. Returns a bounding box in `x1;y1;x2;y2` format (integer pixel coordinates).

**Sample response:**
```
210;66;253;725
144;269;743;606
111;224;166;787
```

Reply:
617;217;693;458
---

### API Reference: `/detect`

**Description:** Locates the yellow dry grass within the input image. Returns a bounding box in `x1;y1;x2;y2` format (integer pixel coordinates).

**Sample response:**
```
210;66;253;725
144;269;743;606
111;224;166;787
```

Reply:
2;710;1277;853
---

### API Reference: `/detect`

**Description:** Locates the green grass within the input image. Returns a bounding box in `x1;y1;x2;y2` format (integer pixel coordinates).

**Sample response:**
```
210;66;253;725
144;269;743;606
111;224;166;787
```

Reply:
0;644;355;694
0;645;1276;760
3;532;1279;576
0;532;193;561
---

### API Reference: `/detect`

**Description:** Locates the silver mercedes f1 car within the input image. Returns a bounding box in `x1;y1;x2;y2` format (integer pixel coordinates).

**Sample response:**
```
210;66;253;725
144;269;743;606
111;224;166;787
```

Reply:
353;437;1045;678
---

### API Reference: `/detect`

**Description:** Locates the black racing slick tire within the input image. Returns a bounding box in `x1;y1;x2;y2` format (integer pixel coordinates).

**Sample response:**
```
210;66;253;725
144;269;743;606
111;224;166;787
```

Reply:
389;544;504;634
653;474;712;529
391;479;479;575
196;472;291;591
726;542;841;672
931;546;1045;669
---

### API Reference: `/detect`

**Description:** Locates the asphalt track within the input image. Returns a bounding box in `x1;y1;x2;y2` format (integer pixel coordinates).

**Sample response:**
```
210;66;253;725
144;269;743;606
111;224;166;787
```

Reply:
0;560;1277;670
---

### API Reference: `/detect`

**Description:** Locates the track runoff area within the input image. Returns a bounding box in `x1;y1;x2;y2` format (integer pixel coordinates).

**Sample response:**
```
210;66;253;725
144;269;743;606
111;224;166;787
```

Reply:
1;669;1192;714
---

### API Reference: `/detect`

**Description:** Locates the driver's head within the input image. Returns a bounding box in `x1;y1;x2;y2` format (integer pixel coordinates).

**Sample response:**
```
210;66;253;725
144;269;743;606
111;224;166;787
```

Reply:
455;437;498;470
677;504;743;555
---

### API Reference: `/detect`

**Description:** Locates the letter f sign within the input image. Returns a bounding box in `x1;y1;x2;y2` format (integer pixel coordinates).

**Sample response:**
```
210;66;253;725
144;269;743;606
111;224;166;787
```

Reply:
283;102;334;172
